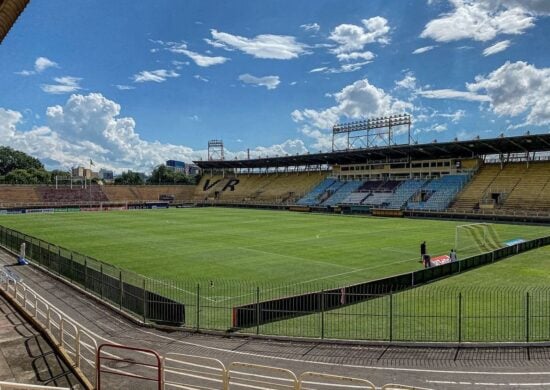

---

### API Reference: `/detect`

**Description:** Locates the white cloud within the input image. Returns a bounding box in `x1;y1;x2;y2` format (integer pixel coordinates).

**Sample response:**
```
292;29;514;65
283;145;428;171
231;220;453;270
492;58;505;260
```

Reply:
467;61;550;125
483;40;511;56
412;45;436;54
194;75;209;82
329;17;390;56
16;56;58;76
209;29;307;59
0;93;311;172
335;51;375;62
34;57;58;73
439;109;466;122
114;85;135;90
417;88;490;102
309;67;327;73
309;61;371;74
300;23;320;33
421;0;535;42
416;123;448;133
41;76;82;94
238;74;280;90
167;42;229;67
292;78;413;148
132;69;179;83
395;73;417;90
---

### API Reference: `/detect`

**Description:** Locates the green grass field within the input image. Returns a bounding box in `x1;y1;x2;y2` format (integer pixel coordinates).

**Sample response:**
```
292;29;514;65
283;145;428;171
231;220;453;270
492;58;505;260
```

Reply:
0;207;547;288
2;207;550;340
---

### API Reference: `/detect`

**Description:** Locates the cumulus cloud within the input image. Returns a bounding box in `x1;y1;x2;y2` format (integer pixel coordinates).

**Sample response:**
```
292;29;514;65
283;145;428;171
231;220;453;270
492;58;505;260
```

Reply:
17;57;59;76
329;17;390;59
292;78;413;149
208;29;307;59
0;93;308;172
412;45;436;54
421;0;536;42
467;61;550;125
132;69;179;83
483;40;511;56
41;76;82;94
238;74;280;90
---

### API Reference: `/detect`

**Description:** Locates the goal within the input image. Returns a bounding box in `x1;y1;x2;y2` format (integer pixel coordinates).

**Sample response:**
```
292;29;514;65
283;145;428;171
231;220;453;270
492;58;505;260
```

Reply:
455;223;502;257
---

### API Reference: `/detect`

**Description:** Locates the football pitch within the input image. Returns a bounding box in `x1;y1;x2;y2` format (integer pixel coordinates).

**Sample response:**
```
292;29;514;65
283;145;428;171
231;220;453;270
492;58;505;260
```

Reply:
0;207;548;287
2;207;550;340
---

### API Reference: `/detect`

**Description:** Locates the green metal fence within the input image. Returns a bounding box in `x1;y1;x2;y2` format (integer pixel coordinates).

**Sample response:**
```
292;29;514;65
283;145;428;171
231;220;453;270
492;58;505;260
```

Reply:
1;224;550;342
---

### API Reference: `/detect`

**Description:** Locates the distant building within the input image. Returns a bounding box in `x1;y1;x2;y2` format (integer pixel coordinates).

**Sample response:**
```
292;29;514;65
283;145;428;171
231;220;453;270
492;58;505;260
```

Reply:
186;164;200;175
71;166;99;179
99;169;114;181
166;160;186;173
166;160;200;175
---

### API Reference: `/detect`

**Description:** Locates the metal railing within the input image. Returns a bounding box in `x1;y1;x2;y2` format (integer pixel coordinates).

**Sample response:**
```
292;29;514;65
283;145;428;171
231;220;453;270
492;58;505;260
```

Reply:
0;268;98;387
0;383;69;390
1;225;550;342
0;268;427;389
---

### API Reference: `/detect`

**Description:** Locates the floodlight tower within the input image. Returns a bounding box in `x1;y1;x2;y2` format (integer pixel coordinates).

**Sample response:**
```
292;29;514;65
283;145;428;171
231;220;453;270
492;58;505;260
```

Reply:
208;140;225;161
331;114;413;152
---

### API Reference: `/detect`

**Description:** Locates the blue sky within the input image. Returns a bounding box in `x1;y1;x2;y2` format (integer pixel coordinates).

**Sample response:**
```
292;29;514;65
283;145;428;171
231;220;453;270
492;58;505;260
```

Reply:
1;0;549;172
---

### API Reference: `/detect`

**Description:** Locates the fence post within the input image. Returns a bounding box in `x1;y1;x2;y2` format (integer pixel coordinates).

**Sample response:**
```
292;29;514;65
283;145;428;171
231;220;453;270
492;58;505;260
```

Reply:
320;290;325;340
526;292;530;343
143;278;147;324
84;258;88;292
70;253;74;281
100;264;104;301
57;247;61;275
389;292;393;342
256;286;260;335
458;292;463;343
196;283;200;331
119;270;123;310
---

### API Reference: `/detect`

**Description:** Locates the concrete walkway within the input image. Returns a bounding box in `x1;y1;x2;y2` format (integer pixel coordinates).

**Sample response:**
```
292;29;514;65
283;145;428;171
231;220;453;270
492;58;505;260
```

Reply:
0;290;82;388
2;248;550;389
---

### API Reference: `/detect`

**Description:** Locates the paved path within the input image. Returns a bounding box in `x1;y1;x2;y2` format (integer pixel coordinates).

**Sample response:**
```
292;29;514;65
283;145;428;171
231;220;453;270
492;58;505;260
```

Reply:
2;248;550;389
0;288;82;388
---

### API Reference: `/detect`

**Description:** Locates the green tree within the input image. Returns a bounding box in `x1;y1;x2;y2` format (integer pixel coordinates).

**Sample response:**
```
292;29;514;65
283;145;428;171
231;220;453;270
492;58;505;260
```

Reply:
0;146;43;176
114;171;143;185
148;164;196;185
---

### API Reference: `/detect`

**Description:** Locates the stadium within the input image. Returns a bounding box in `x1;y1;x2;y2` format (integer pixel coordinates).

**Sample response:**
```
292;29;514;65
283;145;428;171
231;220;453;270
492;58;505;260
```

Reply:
3;1;550;389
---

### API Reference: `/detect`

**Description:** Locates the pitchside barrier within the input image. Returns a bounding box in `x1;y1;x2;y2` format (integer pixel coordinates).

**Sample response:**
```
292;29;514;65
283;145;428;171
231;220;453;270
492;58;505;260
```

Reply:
0;226;185;326
232;235;550;328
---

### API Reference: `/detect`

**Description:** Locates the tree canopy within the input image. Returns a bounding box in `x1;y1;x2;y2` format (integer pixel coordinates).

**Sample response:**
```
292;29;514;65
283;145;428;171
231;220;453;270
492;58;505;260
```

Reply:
147;164;198;185
0;146;44;176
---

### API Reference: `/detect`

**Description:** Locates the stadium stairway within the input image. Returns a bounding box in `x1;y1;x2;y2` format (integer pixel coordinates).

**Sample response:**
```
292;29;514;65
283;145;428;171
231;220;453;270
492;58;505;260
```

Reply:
296;178;338;205
322;180;363;206
384;179;427;209
407;174;470;211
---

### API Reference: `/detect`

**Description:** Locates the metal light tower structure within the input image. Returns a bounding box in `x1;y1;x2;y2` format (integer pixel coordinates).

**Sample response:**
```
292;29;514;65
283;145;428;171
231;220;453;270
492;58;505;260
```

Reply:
331;114;413;152
208;140;225;161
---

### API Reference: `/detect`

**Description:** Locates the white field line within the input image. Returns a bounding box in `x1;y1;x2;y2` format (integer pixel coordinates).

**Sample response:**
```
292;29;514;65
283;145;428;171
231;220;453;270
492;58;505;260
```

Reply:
218;255;419;303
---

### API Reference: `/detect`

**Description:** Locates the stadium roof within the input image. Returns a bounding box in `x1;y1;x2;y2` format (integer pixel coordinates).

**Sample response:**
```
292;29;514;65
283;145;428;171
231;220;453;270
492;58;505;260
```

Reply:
0;0;30;43
194;133;550;169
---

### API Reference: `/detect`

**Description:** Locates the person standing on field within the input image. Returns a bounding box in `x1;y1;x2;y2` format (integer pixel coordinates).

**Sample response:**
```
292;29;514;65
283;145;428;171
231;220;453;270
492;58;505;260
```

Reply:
420;241;426;263
450;248;458;262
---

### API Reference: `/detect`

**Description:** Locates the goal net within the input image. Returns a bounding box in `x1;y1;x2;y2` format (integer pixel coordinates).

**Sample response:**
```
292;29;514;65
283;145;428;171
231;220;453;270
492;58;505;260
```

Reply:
455;223;502;257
